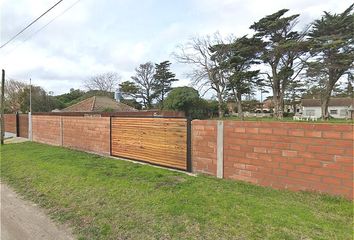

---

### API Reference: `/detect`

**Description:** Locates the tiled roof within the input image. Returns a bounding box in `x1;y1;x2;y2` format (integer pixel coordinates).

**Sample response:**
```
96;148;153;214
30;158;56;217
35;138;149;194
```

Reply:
61;96;137;112
302;98;354;107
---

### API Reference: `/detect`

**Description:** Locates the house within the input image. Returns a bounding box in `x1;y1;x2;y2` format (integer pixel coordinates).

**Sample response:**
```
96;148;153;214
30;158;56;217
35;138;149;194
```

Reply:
302;98;354;119
61;96;137;112
262;99;274;110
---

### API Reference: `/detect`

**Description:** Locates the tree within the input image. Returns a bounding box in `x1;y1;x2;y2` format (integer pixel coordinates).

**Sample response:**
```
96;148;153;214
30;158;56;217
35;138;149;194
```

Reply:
284;79;306;113
131;62;156;109
19;86;63;113
250;9;309;119
54;88;85;107
174;33;228;117
153;61;178;106
211;36;262;119
307;4;354;119
119;81;140;99
84;72;121;92
334;75;354;97
4;79;26;113
163;87;208;119
242;99;261;113
120;99;142;110
205;100;228;118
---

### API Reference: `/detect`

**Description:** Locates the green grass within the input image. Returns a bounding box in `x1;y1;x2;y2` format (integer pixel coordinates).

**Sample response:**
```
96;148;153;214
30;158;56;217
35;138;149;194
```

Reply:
1;142;353;240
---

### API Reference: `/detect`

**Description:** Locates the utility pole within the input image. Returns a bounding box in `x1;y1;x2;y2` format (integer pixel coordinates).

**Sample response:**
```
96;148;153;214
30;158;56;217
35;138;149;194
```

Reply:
1;69;5;145
28;78;33;141
29;78;32;113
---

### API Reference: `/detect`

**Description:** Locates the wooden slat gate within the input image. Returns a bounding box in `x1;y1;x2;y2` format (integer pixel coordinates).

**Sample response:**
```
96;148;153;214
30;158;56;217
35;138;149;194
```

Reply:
110;117;191;171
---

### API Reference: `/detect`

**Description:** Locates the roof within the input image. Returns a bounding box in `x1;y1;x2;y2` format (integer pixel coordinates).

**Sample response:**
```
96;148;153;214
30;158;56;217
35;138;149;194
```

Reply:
302;98;354;107
61;96;138;112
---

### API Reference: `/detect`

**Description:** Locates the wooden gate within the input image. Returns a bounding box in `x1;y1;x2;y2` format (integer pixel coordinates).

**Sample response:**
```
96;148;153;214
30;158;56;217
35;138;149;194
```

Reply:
111;117;191;171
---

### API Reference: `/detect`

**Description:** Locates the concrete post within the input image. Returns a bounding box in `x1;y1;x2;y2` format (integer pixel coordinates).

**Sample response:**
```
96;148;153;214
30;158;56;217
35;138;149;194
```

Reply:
217;120;224;178
28;112;32;141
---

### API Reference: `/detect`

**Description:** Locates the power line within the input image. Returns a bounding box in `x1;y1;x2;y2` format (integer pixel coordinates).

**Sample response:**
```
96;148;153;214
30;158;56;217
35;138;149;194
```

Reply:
1;0;82;55
0;0;64;49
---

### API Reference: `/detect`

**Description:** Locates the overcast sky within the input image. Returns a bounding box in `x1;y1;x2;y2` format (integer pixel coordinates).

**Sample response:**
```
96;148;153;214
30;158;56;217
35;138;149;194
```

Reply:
0;0;352;97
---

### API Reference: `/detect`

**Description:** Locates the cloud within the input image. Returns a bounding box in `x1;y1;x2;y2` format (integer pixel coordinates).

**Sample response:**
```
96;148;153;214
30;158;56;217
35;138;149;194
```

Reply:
0;0;352;95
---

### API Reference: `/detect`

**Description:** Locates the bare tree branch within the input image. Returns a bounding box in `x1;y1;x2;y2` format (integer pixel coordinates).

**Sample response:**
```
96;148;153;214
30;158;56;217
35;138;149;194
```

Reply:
173;33;230;117
84;72;121;92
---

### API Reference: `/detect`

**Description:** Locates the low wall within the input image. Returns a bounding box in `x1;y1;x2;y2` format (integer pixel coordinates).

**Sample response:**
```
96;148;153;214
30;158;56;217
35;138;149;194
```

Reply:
30;114;353;199
192;121;217;175
4;114;16;134
32;115;110;154
32;115;61;146
192;120;354;199
4;114;28;138
19;114;28;138
62;116;110;154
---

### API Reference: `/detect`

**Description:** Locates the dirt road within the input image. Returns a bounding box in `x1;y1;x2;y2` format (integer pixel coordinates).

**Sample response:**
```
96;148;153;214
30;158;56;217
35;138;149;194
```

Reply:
0;183;74;240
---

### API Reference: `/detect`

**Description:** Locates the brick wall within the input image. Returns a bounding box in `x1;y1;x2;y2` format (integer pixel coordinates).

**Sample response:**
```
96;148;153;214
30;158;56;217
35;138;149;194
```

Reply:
3;114;29;137
192;120;217;175
62;116;110;154
192;120;354;199
18;114;28;138
32;115;61;146
32;115;110;155
4;114;16;134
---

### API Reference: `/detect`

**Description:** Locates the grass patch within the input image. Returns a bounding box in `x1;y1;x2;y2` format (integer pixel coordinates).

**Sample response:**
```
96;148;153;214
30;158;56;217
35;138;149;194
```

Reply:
1;142;353;239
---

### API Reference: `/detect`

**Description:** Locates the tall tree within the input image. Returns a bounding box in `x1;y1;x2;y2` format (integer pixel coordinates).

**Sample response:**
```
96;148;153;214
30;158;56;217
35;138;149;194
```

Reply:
131;62;156;109
153;61;178;106
174;33;228;117
4;79;26;113
250;9;309;119
211;36;262;119
307;4;354;119
19;85;63;113
84;72;121;92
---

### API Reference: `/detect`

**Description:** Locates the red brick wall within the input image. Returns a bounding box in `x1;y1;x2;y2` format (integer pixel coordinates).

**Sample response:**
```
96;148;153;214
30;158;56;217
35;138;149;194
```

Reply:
192;120;354;199
4;114;16;134
32;115;61;146
192;120;217;175
32;115;110;155
62;116;110;154
3;114;29;137
19;114;28;138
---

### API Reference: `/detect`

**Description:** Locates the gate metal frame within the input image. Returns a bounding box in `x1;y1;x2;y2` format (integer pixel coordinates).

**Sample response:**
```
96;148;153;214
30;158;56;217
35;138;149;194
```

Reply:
15;112;20;137
109;115;192;172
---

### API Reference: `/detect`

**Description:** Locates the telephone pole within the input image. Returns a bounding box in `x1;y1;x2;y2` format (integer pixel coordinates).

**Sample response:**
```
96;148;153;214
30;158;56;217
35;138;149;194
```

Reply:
1;69;5;145
28;78;33;141
29;78;32;112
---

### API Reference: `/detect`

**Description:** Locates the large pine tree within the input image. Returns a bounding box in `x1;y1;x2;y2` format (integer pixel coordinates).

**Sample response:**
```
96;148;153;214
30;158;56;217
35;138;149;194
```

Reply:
153;61;178;106
211;36;262;119
250;9;309;119
307;4;354;119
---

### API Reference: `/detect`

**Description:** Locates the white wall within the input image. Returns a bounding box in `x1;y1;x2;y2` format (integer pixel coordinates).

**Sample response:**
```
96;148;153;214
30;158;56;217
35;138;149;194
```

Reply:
328;106;349;119
303;107;321;118
303;106;349;119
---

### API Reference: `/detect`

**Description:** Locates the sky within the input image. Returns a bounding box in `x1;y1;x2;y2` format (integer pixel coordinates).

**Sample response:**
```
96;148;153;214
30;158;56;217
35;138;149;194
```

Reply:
0;0;352;97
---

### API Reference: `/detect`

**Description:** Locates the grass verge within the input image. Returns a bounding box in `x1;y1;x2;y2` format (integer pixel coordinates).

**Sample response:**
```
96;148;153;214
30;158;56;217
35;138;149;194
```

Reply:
1;142;353;240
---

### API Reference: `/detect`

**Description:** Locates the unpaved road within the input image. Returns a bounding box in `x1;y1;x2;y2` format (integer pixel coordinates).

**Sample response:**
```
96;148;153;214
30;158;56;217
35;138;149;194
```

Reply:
0;183;74;240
